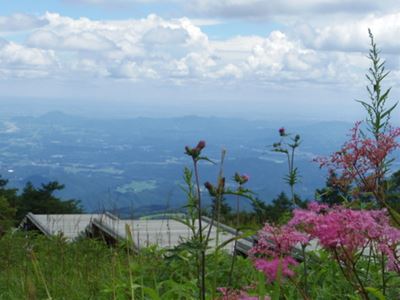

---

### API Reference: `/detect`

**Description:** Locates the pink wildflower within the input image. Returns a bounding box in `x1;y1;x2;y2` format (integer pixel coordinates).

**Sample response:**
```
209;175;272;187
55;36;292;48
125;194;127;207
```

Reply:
250;222;308;282
289;202;400;271
315;122;400;193
254;257;298;283
251;223;308;257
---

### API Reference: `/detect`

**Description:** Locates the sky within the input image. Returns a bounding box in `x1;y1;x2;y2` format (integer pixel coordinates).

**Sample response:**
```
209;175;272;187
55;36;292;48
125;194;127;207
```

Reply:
1;0;400;121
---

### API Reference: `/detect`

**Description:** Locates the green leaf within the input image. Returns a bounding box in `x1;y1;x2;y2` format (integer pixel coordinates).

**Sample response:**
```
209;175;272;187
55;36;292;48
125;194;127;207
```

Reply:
142;287;162;300
365;287;386;300
271;258;282;300
257;271;267;299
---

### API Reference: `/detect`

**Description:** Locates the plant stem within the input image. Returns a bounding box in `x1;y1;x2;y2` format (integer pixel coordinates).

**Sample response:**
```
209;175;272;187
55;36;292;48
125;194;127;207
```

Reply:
339;245;371;300
228;190;241;287
288;277;310;300
381;253;386;296
301;244;308;297
30;250;52;300
205;150;226;245
193;160;206;300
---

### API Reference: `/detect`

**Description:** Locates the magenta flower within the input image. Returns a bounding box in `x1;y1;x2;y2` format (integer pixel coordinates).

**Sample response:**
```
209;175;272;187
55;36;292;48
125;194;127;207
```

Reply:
251;223;308;257
289;202;400;271
254;257;298;283
315;121;400;193
279;127;286;136
250;222;308;283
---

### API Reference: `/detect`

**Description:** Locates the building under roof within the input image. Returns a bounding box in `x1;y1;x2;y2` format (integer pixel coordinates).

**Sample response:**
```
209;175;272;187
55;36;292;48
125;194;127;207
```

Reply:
20;212;117;240
20;212;253;255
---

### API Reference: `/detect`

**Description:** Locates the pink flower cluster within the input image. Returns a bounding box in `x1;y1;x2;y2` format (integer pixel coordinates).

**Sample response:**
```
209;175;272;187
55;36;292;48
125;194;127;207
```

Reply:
251;202;400;283
290;202;400;271
316;122;400;192
249;223;308;282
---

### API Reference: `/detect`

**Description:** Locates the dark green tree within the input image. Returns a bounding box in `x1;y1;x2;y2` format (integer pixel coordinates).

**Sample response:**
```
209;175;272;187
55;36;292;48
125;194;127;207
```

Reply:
0;196;16;236
316;171;351;205
384;170;400;212
16;181;82;221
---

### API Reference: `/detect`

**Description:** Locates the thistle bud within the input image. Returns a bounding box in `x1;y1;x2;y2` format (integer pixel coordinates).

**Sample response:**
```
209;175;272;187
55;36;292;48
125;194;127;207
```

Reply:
185;140;206;160
204;181;217;196
279;127;286;136
217;177;226;194
196;140;206;151
242;174;250;183
234;172;249;185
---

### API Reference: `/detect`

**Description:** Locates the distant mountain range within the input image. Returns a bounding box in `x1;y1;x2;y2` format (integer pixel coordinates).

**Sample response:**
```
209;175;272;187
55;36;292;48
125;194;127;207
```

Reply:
0;111;379;215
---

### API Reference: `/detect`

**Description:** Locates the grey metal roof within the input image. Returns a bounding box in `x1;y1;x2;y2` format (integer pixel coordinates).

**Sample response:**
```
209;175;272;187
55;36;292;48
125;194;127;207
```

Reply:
21;212;253;254
22;213;115;240
90;216;240;253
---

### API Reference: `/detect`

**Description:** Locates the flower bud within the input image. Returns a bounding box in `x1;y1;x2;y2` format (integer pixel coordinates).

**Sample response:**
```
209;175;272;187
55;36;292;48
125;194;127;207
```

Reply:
242;174;250;183
196;140;206;151
279;127;286;136
234;172;249;185
204;181;217;196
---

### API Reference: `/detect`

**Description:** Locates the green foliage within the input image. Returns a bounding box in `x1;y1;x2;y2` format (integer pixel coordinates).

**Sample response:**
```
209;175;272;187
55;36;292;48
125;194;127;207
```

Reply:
17;181;82;220
249;192;305;226
0;177;83;225
357;29;397;140
0;232;257;300
0;196;16;235
316;171;350;205
385;170;400;212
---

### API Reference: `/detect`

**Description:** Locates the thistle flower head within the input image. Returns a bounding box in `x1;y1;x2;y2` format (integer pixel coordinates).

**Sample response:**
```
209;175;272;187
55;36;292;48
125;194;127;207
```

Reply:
185;140;206;160
234;172;250;185
204;181;217;196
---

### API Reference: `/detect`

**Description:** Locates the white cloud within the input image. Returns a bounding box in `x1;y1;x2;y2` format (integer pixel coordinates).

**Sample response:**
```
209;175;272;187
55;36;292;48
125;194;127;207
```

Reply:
0;11;397;89
297;12;400;52
188;0;398;19
28;30;116;51
65;0;161;4
0;40;56;79
22;13;217;80
0;42;55;67
0;14;48;32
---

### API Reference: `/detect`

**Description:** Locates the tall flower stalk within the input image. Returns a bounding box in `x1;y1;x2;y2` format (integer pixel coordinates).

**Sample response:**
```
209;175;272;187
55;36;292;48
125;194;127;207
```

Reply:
273;128;301;206
227;172;249;287
317;30;400;225
185;140;208;300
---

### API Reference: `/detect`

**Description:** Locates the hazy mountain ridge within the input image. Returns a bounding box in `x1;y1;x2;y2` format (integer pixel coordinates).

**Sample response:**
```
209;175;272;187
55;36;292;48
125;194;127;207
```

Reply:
0;111;356;214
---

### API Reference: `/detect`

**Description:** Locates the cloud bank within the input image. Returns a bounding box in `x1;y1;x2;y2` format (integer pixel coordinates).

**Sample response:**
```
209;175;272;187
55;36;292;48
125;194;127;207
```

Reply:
0;10;400;89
